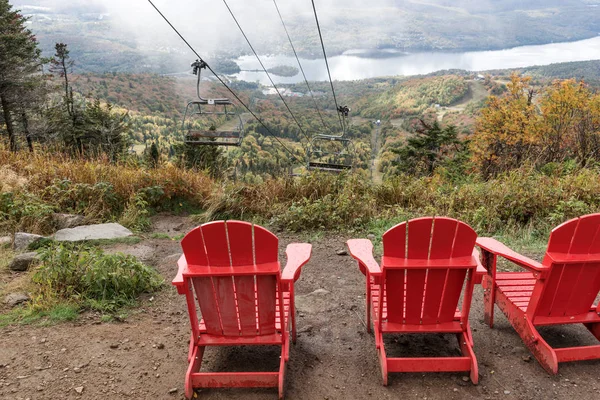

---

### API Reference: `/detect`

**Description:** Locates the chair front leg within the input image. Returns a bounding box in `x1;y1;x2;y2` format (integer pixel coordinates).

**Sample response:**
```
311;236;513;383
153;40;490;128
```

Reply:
289;284;297;344
365;269;372;333
481;249;497;328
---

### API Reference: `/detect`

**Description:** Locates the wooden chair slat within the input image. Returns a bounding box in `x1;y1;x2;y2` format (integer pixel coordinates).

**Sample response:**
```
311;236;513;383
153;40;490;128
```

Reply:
407;218;433;259
202;222;231;266
226;221;254;266
430;218;458;259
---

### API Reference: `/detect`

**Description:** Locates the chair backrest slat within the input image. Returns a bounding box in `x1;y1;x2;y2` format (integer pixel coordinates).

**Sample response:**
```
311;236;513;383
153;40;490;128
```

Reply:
534;214;600;317
438;269;468;321
192;278;222;335
382;217;476;325
421;269;448;323
257;275;277;335
405;269;427;324
182;221;280;337
202;222;231;266
235;275;259;335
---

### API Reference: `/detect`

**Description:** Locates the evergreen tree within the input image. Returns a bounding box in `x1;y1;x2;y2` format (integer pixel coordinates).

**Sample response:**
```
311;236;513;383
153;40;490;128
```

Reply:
0;0;41;151
392;120;464;177
149;141;160;168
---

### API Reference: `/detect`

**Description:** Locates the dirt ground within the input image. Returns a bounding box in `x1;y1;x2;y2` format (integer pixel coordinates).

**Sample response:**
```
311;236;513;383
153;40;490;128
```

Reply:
1;215;600;400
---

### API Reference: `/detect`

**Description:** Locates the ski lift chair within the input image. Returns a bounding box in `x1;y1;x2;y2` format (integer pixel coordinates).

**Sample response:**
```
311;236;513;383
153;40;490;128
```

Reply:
307;134;353;172
183;60;244;146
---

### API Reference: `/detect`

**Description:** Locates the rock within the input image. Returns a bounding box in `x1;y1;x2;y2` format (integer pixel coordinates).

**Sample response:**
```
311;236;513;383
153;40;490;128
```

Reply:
74;386;84;394
367;234;376;240
168;388;178;394
4;293;30;307
295;289;332;314
157;343;165;349
110;343;120;349
461;376;470;382
53;213;85;230
13;233;44;251
0;236;11;247
521;355;532;362
504;390;511;395
336;249;348;256
9;252;40;272
54;223;133;242
105;244;155;262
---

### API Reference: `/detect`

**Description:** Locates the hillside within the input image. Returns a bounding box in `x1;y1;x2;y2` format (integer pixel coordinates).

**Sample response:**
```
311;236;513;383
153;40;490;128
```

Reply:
13;0;600;73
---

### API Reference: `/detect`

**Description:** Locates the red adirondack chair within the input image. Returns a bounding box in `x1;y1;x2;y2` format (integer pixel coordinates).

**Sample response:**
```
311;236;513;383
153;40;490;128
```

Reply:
172;221;312;399
347;217;480;384
477;213;600;374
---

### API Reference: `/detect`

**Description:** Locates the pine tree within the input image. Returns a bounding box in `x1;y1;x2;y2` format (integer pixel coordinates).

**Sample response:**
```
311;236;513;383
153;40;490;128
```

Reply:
392;120;464;176
0;0;41;151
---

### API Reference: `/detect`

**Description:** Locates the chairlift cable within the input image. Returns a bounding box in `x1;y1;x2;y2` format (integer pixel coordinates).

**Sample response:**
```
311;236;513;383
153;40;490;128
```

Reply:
146;0;303;163
221;0;312;146
311;0;344;133
272;0;329;132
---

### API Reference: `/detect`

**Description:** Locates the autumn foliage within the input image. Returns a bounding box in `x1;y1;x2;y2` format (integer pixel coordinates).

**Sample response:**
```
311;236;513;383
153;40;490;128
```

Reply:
472;74;600;177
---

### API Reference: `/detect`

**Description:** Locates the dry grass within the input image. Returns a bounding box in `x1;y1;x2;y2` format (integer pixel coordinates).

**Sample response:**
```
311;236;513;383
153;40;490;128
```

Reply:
0;151;214;203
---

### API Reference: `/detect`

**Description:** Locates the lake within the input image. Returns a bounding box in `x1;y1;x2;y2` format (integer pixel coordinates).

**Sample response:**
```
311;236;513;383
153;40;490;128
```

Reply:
232;36;600;84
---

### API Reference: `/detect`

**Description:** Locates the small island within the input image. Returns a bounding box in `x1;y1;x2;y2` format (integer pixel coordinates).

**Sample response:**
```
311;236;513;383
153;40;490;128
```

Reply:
213;59;241;75
267;65;299;77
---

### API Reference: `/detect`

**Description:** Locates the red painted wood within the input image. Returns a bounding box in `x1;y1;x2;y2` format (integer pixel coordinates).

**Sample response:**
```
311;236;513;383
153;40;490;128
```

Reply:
554;345;600;363
567;265;600;316
347;239;381;276
256;275;277;335
201;221;231;266
235;276;257;336
569;214;600;253
180;227;208;266
193;277;222;335
214;276;239;336
478;237;545;271
545;217;578;256
497;272;536;280
438;269;467;322
385;269;406;323
176;221;310;397
254;225;278;265
282;243;313;282
407;217;433;259
421;269;448;324
226;221;254;266
382;256;475;268
383;222;406;258
387;357;471;372
191;372;279;388
535;312;600;326
452;222;477;257
382;320;463;333
430;218;458;259
405;269;427;324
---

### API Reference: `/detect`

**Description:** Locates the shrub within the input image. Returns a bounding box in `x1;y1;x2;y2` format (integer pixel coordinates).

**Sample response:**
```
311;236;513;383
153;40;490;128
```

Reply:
32;243;163;312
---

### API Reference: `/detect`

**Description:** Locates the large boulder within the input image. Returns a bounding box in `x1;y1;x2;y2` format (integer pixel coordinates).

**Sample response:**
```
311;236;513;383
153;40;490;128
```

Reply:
54;223;133;242
9;252;40;272
5;293;30;307
53;213;85;230
13;233;44;251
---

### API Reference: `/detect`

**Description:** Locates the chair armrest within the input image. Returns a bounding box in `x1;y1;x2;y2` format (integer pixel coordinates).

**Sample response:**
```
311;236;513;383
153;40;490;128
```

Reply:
347;239;381;276
476;237;546;273
281;243;312;282
172;254;187;294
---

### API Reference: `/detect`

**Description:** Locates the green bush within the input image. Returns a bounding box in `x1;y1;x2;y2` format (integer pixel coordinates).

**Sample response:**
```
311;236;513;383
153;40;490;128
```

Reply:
33;244;163;311
0;192;56;234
